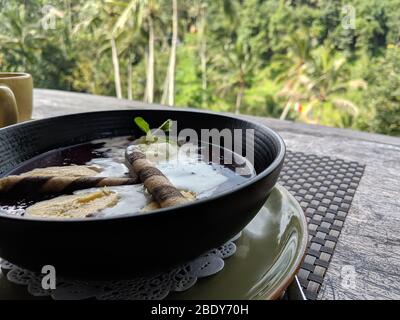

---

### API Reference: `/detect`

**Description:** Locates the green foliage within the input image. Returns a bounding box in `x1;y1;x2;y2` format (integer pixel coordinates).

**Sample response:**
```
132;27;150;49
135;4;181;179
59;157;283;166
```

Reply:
1;0;399;135
362;46;400;136
175;34;203;107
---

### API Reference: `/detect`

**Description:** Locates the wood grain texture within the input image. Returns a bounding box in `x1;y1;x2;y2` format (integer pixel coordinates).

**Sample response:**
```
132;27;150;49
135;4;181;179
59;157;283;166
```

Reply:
32;89;400;300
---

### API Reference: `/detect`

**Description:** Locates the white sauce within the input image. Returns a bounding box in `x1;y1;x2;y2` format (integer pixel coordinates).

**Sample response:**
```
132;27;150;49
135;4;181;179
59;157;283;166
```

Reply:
75;138;228;216
89;137;229;198
75;137;232;215
157;154;228;197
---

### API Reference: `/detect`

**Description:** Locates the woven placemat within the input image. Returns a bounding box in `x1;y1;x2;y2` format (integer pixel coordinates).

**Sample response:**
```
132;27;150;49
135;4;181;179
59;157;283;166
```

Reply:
279;151;365;300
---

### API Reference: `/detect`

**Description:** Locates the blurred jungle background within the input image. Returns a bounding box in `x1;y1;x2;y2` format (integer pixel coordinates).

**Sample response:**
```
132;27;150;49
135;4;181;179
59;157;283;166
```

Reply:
0;0;399;135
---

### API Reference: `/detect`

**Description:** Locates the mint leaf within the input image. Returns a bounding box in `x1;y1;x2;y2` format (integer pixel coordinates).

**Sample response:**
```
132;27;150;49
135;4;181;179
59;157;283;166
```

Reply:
134;117;150;134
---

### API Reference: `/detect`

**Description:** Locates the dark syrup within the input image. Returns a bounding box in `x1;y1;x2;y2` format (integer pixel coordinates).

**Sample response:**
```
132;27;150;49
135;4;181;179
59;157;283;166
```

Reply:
0;137;255;217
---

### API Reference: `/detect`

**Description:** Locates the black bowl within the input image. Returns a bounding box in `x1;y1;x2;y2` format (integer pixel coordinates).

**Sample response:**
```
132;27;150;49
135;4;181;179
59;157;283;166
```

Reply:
0;109;285;278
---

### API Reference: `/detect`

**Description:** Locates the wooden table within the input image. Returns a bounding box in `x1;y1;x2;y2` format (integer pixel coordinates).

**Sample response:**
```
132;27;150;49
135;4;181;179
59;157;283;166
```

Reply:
33;89;400;300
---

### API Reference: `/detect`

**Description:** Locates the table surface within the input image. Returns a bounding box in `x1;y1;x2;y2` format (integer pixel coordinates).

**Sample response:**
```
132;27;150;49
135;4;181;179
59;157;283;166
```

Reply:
29;89;400;300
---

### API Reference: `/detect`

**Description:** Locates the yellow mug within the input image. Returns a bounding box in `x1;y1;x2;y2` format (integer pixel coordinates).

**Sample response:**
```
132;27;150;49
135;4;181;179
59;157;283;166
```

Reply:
0;72;33;128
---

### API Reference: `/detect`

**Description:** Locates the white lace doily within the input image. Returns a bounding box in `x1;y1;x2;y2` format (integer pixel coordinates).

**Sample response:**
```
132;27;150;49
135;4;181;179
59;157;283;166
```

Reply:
0;233;241;300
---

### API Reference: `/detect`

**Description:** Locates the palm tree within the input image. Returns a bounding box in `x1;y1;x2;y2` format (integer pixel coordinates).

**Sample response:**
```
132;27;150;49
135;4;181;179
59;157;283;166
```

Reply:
188;0;208;107
214;41;256;114
199;3;208;107
301;46;365;123
72;1;124;98
275;32;365;123
144;10;155;103
161;0;179;106
209;0;257;114
274;32;313;120
113;0;161;103
110;35;122;98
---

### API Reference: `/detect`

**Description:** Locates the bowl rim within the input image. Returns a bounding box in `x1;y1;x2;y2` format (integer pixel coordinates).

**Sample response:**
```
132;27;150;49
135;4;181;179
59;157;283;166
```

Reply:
0;107;286;223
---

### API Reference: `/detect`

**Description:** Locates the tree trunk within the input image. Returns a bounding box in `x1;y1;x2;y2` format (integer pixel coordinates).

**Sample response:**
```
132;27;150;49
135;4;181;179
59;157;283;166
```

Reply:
235;82;245;115
110;36;122;99
64;0;72;33
280;100;292;120
199;5;207;107
200;40;207;92
161;71;169;105
169;0;178;106
128;53;133;100
162;0;178;106
144;15;155;103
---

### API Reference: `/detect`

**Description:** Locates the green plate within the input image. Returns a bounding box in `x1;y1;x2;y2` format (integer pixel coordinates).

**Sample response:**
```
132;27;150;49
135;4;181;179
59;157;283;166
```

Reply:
0;184;307;300
171;184;308;300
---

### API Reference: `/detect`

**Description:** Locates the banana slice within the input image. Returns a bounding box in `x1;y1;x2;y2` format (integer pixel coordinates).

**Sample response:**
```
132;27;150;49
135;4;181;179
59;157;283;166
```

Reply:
20;165;102;178
26;189;119;219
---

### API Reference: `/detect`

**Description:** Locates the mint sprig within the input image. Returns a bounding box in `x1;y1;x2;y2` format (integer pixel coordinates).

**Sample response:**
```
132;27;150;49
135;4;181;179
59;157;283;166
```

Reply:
134;117;173;144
